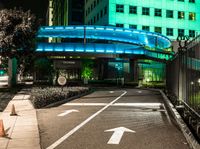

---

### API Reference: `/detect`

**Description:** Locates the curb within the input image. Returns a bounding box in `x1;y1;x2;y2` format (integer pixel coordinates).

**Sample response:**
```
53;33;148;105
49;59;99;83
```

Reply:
43;89;94;108
159;90;200;149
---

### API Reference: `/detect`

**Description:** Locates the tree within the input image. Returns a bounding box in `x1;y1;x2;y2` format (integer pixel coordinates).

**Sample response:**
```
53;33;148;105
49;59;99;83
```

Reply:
0;8;40;86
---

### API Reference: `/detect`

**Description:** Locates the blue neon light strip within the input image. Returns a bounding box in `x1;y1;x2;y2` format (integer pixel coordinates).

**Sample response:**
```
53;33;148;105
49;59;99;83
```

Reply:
36;43;173;60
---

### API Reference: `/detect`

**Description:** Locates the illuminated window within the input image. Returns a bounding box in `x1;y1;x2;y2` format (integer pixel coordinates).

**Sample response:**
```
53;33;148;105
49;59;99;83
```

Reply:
178;11;184;19
189;0;195;3
142;26;150;31
178;29;185;36
116;23;124;27
166;10;173;18
166;28;173;36
116;4;124;13
142;7;150;16
129;24;137;29
155;27;162;34
189;12;196;21
154;9;162;17
189;30;195;37
129;6;137;14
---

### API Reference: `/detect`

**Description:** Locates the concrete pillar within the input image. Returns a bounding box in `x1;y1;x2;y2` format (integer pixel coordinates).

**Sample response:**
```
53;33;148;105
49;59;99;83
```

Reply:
129;59;138;82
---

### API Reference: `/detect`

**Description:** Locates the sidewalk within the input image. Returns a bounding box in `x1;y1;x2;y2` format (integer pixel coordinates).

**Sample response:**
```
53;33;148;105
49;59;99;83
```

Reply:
0;89;41;149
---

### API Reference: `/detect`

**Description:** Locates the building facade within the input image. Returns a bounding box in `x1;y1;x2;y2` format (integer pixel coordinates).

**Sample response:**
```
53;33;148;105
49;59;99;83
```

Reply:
85;0;200;40
37;0;186;85
48;0;84;26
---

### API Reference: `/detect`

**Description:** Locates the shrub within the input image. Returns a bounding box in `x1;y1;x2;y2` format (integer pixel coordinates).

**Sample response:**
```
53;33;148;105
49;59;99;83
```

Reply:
30;86;89;108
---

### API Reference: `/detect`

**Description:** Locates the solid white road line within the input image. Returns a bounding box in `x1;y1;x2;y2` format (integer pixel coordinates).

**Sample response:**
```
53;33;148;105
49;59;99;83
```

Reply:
63;103;108;106
46;91;127;149
63;102;163;107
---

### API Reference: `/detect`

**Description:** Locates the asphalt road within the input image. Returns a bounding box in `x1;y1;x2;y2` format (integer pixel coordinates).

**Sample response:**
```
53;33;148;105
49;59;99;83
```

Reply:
37;88;190;149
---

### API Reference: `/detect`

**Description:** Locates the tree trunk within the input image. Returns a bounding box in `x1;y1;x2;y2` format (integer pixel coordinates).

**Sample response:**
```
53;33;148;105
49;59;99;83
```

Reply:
8;58;17;87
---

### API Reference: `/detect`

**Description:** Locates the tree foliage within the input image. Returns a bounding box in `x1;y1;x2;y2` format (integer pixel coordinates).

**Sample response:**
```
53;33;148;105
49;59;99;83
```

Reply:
0;8;40;58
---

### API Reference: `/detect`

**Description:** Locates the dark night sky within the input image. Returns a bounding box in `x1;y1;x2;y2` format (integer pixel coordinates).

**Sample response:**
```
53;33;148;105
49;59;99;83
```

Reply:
0;0;49;24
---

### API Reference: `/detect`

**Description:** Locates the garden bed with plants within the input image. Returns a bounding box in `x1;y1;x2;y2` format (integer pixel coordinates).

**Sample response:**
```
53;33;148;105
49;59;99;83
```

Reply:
30;86;90;108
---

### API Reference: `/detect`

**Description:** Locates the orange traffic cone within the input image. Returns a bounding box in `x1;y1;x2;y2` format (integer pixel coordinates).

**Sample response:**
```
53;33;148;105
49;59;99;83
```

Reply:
0;119;6;137
10;104;17;116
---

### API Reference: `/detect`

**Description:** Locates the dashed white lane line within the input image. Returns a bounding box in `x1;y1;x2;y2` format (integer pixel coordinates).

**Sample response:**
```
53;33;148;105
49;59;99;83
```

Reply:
46;91;127;149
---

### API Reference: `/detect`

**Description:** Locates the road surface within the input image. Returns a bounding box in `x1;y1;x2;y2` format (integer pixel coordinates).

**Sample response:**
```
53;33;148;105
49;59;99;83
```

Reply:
37;88;189;149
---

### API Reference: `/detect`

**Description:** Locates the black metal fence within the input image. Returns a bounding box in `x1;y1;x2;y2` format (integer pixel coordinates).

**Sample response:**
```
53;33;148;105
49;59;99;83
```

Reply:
166;35;200;140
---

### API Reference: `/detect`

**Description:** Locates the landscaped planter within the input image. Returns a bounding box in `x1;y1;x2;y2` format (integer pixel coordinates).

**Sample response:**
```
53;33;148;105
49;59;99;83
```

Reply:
30;86;89;108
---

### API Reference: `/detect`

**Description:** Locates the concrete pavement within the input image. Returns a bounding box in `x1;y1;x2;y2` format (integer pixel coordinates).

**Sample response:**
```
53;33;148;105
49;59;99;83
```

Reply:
0;89;40;149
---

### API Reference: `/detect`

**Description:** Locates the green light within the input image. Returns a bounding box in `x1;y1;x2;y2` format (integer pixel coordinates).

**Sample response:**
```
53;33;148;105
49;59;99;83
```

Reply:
0;70;5;75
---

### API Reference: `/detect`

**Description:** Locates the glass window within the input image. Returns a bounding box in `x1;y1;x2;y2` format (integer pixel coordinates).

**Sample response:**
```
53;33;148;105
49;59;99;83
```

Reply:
178;29;185;36
94;1;96;8
91;4;93;10
142;7;150;16
97;13;99;21
155;27;162;34
154;9;162;17
104;6;107;15
178;0;184;1
116;24;124;27
166;10;173;18
94;16;96;24
189;0;195;3
129;6;137;14
178;11;185;19
116;4;124;13
100;10;103;17
189;12;196;21
189;30;195;37
166;28;173;36
129;24;137;29
142;26;150;31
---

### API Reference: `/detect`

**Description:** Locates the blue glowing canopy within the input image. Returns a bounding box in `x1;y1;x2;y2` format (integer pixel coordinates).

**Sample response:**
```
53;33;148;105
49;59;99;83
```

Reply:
36;25;173;61
37;26;171;49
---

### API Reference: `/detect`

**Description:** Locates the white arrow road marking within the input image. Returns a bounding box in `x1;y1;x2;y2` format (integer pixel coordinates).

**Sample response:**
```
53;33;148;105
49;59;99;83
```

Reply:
46;91;127;149
57;109;79;117
105;127;136;144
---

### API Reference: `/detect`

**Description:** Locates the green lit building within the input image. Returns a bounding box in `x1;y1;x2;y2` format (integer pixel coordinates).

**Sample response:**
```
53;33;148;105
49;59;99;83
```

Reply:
85;0;200;40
